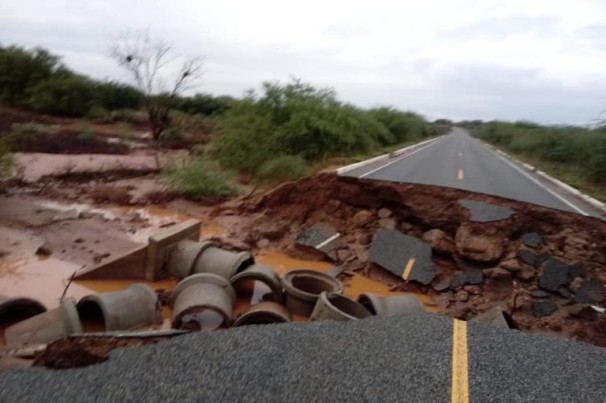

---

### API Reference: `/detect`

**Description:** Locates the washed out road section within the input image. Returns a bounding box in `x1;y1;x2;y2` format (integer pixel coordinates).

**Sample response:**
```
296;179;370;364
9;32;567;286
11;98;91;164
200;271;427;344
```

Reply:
344;129;605;219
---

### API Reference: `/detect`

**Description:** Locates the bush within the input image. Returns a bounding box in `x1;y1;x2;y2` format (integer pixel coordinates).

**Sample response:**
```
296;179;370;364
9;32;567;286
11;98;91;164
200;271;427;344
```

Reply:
164;158;237;199
257;155;310;184
24;73;96;116
212;79;423;176
0;138;13;182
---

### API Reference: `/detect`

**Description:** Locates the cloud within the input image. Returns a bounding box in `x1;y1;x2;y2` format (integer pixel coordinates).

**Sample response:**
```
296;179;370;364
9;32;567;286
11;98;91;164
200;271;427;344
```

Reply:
1;0;606;124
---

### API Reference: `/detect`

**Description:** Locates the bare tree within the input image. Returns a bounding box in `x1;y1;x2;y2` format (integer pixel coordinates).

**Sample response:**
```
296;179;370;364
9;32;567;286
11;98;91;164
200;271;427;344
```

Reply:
110;31;202;140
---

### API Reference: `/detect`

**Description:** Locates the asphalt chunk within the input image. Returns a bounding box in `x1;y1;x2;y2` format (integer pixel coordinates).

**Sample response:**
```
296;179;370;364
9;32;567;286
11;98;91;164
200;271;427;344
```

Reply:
369;229;435;284
521;232;542;248
539;258;570;291
459;200;515;223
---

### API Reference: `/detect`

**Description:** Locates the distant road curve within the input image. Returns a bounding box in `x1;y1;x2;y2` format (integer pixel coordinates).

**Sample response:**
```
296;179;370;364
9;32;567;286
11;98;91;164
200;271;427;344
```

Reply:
342;128;606;220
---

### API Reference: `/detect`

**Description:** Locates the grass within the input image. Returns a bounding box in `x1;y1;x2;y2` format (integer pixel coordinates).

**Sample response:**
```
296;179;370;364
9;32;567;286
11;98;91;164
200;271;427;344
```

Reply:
164;157;237;199
502;151;606;203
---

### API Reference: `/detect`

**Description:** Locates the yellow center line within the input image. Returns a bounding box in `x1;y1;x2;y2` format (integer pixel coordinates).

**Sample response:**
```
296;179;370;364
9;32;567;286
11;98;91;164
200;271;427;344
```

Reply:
457;169;464;180
401;258;415;280
451;319;470;403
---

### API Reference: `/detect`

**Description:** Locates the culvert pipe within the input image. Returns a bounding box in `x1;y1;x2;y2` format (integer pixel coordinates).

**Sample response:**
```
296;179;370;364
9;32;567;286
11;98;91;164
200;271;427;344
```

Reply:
77;284;162;331
310;292;372;321
230;264;284;304
282;270;343;316
233;302;291;326
357;292;425;316
5;298;82;346
192;246;253;280
170;273;236;330
166;240;212;279
0;295;47;326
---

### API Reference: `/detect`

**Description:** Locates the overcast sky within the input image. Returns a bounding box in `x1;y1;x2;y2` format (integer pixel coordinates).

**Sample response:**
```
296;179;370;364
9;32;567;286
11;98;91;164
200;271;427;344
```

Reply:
1;0;605;124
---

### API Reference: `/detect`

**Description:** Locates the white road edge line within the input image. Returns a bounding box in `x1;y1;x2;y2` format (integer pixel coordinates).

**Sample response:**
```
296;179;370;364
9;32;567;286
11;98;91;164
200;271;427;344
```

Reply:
488;146;589;216
359;138;445;178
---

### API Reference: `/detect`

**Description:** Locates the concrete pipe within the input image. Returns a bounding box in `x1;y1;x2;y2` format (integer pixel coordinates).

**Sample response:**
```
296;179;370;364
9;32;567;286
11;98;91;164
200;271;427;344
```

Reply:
230;264;284;305
5;298;82;346
166;240;212;279
0;295;47;326
310;292;372;321
357;293;425;316
171;273;236;330
233;302;291;326
193;246;253;280
77;284;162;331
282;270;343;317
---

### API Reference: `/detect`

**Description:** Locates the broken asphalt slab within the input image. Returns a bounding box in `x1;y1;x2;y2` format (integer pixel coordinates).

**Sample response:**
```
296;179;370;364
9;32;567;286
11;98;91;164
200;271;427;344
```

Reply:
369;229;435;284
1;314;606;402
459;200;515;223
296;223;345;258
538;258;570;292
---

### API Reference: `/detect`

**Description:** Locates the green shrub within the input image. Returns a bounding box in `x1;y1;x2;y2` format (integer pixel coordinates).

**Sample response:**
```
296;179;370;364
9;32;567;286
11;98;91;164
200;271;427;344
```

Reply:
24;73;96;116
165;158;237;199
76;130;96;142
257;155;310;184
159;126;185;142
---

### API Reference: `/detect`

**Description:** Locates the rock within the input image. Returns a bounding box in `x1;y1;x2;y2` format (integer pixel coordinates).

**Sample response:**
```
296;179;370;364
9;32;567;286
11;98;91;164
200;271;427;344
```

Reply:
355;232;372;246
352;210;374;228
574;278;605;303
456;290;470;302
369;229;435;285
485;267;511;280
568;277;584;293
531;290;550;298
35;244;52;256
378;218;396;230
515;266;536;281
568;263;586;279
452;269;484;287
521;232;542;248
432;279;451;292
539;258;570;292
566;235;588;250
337;249;354;262
557;287;574;299
516;249;537;266
74;238;84;244
472;306;510;329
464;285;482;295
455;222;505;262
532;300;557;317
499;259;521;273
422;229;455;255
378;208;393;218
256;239;270;248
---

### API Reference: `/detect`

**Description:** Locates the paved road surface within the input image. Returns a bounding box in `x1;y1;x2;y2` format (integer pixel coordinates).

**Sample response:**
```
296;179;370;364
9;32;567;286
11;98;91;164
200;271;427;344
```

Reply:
0;314;604;402
344;128;606;219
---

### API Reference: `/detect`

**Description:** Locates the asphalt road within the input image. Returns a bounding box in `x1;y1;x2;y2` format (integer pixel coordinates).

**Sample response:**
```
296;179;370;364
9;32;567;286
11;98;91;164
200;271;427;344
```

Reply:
344;128;606;219
1;314;604;402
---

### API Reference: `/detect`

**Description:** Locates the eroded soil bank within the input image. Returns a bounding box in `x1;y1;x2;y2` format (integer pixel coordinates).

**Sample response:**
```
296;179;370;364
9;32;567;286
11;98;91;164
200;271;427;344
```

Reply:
212;173;606;346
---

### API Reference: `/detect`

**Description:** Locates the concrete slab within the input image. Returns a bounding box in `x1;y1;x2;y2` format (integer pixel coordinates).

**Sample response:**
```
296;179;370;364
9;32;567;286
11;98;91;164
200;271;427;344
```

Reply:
145;219;201;281
369;229;435;285
459;200;515;222
75;245;148;280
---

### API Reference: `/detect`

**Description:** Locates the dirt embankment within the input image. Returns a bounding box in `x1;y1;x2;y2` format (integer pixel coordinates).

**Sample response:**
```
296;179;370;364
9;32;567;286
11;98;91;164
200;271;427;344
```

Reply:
210;173;606;346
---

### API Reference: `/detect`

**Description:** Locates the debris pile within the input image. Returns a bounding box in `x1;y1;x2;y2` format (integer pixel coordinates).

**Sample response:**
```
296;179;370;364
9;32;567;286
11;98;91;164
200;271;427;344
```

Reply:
224;173;606;346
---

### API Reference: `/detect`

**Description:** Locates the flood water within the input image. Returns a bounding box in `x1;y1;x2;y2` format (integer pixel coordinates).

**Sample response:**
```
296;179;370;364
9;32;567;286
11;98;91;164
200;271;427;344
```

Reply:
0;205;436;345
